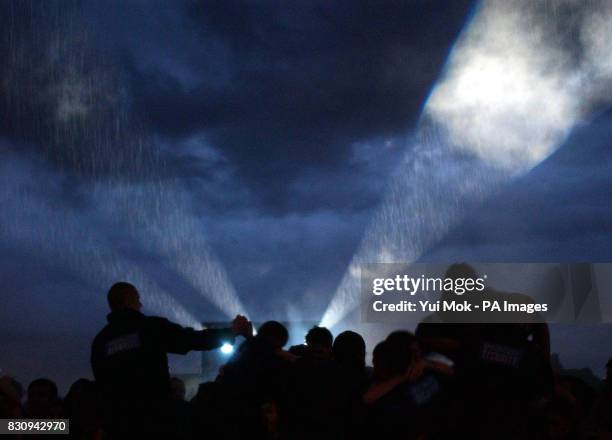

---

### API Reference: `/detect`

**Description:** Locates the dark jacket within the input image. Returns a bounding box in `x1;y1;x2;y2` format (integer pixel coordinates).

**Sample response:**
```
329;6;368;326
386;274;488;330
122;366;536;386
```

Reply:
91;309;233;401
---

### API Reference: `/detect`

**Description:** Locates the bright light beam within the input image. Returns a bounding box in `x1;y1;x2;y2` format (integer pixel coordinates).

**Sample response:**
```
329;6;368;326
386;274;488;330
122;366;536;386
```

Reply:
3;2;248;323
93;179;248;319
321;0;612;329
0;154;202;329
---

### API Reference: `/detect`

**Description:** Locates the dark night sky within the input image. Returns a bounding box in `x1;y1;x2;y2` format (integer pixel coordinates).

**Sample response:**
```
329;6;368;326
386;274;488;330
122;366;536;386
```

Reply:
1;0;611;391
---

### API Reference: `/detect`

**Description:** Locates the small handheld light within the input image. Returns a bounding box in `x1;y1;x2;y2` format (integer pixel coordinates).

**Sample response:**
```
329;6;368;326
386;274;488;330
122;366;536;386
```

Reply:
220;343;234;355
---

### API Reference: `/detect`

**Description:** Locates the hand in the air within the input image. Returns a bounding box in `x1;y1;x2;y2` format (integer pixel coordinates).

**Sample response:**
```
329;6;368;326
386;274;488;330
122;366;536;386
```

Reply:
231;315;253;338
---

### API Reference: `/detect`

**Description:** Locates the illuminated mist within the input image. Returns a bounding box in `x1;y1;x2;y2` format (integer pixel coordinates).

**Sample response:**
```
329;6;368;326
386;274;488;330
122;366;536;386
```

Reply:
321;0;612;328
1;1;246;329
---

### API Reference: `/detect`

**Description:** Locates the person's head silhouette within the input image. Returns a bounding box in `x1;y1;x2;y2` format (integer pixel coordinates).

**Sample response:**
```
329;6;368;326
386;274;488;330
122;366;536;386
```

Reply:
333;330;366;369
107;282;142;312
257;321;289;349
306;326;333;350
445;263;478;281
386;331;421;373
372;340;393;380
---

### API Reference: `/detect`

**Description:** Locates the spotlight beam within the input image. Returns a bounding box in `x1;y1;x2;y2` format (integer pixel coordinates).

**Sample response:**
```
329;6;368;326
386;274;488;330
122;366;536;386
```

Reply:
93;178;248;319
321;0;612;328
0;175;202;329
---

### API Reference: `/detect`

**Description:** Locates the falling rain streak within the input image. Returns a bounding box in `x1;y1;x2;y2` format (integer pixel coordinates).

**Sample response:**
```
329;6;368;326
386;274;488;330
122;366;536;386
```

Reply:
0;1;246;326
321;0;612;328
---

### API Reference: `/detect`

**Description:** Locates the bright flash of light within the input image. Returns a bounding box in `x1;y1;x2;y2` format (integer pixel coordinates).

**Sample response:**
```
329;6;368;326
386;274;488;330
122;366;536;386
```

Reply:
220;343;234;355
320;0;612;329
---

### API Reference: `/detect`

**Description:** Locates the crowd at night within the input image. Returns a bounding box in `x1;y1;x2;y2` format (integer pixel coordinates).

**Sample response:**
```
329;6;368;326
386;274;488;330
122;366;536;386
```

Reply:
1;281;612;439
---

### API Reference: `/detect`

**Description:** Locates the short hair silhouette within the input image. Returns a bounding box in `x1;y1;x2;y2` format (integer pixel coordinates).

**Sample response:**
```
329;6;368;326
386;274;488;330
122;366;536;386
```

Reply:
107;282;138;311
445;263;478;280
372;340;392;369
305;326;333;348
333;330;366;366
385;331;419;373
257;321;289;348
27;378;58;402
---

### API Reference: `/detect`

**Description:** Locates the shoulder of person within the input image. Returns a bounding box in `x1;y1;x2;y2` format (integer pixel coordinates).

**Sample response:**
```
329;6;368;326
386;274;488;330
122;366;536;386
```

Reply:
92;324;113;343
145;315;173;326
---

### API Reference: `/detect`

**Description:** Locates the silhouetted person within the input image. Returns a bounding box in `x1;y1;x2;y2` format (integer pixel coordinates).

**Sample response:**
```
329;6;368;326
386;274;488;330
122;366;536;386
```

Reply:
91;281;251;438
371;339;394;382
333;330;371;438
64;378;102;439
0;376;23;419
190;381;229;439
417;264;553;437
363;332;454;439
288;326;333;359
24;378;63;418
581;358;612;438
305;326;333;358
287;326;342;439
333;330;366;371
168;377;192;439
219;321;293;438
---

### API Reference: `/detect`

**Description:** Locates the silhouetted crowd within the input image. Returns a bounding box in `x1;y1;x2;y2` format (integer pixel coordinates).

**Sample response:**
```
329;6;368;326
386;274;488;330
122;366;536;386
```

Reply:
2;281;612;439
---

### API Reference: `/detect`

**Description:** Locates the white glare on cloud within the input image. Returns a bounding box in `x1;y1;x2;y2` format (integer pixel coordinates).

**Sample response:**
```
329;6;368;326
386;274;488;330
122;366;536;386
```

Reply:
321;0;612;328
427;0;590;171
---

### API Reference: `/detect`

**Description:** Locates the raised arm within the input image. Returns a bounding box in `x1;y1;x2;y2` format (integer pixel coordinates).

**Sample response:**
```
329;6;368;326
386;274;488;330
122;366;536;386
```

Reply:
152;314;252;354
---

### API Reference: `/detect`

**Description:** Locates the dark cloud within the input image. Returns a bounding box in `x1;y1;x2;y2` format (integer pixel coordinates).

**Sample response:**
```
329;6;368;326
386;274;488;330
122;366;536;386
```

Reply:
89;0;473;200
1;0;474;212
